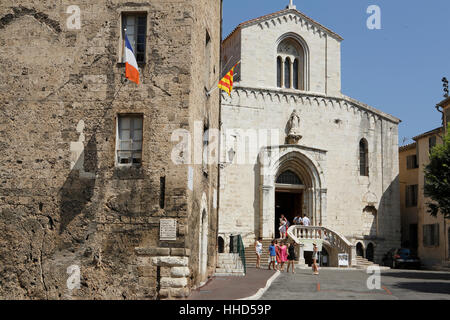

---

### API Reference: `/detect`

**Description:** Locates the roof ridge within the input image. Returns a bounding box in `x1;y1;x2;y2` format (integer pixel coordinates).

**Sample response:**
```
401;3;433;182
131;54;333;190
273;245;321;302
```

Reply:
223;8;343;43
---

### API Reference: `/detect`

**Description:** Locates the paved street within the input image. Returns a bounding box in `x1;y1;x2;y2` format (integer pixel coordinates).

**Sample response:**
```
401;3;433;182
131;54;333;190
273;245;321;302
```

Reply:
260;268;450;300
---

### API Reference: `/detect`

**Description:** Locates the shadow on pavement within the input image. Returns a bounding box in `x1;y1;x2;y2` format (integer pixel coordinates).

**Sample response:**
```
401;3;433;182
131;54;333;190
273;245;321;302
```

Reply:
392;282;450;295
381;271;450;281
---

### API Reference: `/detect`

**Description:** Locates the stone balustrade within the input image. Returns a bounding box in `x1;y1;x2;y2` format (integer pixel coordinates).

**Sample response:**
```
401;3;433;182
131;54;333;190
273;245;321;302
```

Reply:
287;225;357;266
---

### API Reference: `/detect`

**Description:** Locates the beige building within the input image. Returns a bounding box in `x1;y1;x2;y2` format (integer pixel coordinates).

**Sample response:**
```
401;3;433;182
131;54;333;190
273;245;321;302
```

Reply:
217;3;401;267
399;96;450;268
0;0;221;299
399;142;419;251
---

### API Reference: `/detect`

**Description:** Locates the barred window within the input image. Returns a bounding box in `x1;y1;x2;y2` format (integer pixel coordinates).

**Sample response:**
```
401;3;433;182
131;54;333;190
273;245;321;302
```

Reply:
276;170;303;185
293;59;299;89
117;115;143;166
277;37;305;90
423;224;439;247
122;13;147;63
359;139;369;176
277;57;282;88
284;58;291;89
406;155;419;170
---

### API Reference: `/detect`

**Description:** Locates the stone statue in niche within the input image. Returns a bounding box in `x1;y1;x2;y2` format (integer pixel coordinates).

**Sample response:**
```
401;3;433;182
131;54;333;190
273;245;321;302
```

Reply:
286;109;302;144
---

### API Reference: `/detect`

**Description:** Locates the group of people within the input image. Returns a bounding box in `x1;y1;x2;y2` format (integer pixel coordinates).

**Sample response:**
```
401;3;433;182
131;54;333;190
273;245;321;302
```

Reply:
254;212;320;275
278;214;311;239
255;238;297;273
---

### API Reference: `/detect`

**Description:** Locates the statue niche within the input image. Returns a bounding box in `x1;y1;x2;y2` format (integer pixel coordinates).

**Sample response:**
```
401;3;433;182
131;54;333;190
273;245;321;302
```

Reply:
286;109;302;144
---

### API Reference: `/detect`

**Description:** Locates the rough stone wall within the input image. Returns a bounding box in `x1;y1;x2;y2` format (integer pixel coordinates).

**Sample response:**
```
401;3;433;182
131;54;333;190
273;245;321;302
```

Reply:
184;0;221;288
0;0;220;300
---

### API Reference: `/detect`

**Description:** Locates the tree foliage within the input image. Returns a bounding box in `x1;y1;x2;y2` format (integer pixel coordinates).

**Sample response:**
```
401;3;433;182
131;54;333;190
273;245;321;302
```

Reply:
424;125;450;219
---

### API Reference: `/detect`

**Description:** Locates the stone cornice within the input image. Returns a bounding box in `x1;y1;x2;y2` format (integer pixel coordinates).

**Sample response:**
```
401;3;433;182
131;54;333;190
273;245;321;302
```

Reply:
262;144;327;155
222;86;401;124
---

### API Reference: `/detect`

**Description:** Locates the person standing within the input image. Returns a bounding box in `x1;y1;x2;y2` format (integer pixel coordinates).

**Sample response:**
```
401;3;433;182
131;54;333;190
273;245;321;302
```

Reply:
286;241;296;273
293;215;303;225
279;241;288;272
312;243;319;275
268;240;277;271
279;214;289;239
275;240;282;268
302;214;311;227
255;237;263;269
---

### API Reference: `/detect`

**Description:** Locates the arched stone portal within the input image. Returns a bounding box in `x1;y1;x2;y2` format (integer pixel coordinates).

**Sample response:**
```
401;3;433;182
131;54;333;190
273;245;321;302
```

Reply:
259;145;327;239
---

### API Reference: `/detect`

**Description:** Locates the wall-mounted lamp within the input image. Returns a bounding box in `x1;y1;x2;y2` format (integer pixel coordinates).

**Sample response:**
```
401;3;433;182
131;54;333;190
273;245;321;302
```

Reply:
220;148;236;169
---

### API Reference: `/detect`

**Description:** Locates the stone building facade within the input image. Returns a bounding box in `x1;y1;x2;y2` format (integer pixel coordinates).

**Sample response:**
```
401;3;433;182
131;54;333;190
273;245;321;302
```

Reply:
0;0;221;299
218;4;401;264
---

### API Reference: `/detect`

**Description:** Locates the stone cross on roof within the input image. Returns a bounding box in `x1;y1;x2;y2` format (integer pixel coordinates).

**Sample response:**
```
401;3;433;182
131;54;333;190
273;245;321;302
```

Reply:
288;0;296;9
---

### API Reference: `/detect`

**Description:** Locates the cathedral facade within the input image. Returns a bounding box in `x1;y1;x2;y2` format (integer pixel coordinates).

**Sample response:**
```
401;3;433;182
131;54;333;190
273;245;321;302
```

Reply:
218;4;401;264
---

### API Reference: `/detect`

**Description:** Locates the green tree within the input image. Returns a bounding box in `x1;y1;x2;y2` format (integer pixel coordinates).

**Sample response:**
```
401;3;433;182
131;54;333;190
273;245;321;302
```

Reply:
424;125;450;219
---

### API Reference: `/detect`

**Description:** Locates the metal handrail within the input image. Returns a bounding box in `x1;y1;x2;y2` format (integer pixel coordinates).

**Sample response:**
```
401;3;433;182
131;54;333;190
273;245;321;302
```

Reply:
237;235;247;274
230;234;247;274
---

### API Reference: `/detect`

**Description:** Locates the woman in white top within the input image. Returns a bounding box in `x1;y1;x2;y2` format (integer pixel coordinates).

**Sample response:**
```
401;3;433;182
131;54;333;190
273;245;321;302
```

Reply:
312;243;319;275
255;237;263;269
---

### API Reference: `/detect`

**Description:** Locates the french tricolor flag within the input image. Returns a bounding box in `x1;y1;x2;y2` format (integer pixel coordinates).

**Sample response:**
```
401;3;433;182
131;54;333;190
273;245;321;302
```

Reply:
125;34;140;84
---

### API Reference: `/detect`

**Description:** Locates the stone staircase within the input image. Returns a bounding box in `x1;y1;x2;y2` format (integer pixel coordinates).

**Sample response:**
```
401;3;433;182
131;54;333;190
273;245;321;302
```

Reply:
215;253;245;276
244;239;274;268
355;256;387;270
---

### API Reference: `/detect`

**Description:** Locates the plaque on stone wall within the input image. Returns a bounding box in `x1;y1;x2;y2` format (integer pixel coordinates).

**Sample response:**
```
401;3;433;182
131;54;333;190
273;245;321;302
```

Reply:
160;219;177;241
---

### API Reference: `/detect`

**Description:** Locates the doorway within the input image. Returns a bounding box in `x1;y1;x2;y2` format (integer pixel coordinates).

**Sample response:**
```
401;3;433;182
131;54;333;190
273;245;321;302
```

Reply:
366;243;374;262
356;242;364;257
275;190;303;238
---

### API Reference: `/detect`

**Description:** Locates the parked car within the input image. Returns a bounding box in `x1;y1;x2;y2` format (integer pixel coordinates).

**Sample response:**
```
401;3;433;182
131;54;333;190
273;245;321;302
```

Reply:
382;248;421;269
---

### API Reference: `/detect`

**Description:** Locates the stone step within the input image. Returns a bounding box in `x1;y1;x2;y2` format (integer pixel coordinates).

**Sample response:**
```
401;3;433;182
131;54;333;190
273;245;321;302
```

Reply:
215;268;245;274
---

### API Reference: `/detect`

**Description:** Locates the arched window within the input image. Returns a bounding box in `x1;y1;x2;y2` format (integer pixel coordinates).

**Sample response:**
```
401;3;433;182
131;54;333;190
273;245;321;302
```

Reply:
277;37;305;90
293;59;299;89
277;56;282;88
284;58;291;89
276;170;303;185
360;139;369;176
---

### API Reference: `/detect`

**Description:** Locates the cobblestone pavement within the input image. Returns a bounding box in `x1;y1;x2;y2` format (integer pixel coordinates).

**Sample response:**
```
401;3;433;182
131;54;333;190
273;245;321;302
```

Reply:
260;268;450;300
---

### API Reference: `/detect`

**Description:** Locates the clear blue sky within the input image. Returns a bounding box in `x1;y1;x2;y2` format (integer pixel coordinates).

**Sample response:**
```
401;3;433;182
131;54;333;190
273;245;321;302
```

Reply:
222;0;450;145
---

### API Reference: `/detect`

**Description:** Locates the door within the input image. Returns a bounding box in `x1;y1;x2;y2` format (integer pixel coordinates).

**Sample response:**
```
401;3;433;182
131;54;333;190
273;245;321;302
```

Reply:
275;190;302;238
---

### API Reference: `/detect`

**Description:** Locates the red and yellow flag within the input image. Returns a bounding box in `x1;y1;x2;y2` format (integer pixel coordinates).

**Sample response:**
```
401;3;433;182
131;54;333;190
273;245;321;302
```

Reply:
218;62;240;96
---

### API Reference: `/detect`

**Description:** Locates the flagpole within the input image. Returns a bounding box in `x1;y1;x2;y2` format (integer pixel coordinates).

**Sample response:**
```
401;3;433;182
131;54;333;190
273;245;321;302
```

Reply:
206;72;239;97
206;60;240;97
204;56;236;96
